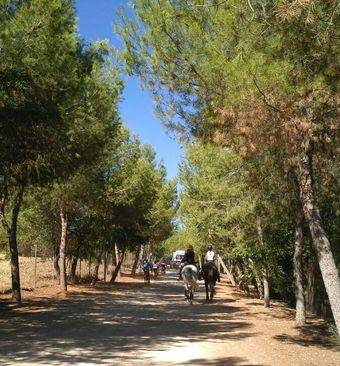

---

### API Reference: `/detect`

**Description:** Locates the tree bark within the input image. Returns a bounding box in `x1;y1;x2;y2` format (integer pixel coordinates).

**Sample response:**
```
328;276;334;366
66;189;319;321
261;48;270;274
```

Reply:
10;187;24;301
103;252;107;282
256;216;270;307
70;256;78;283
298;152;340;335
294;210;305;326
248;258;263;299
110;246;126;283
59;207;68;293
66;257;72;276
306;260;316;313
0;184;25;302
131;244;142;276
70;241;81;284
114;242;121;279
53;247;60;279
91;242;104;285
88;257;92;277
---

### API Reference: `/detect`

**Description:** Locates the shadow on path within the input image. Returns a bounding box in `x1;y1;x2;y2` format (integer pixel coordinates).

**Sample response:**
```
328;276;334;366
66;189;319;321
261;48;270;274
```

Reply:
0;272;254;365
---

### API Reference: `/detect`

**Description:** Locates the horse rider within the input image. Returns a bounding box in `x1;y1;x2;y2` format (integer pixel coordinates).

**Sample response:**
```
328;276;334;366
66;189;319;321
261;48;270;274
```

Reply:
178;244;196;280
204;245;221;282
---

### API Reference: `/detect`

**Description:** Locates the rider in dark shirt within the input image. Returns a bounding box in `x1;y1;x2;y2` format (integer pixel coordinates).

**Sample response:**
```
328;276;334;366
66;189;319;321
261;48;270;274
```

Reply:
182;246;195;265
178;245;196;280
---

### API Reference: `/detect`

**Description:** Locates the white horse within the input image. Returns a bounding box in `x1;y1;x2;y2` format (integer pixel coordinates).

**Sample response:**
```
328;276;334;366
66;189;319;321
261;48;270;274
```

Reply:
181;264;199;304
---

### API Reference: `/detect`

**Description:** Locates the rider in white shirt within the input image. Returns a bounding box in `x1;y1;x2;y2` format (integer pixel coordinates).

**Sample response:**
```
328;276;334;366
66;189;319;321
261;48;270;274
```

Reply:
204;246;220;282
205;246;215;262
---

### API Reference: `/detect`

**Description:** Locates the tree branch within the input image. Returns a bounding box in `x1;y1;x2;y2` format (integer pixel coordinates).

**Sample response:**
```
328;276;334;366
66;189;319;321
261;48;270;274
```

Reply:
0;182;10;234
252;76;283;113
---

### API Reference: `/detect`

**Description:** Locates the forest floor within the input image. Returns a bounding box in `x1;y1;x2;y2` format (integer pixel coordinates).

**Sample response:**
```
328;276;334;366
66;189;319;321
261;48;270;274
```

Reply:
0;271;339;366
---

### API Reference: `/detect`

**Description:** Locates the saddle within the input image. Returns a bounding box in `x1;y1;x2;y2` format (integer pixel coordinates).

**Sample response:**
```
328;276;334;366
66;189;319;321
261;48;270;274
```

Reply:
203;261;217;270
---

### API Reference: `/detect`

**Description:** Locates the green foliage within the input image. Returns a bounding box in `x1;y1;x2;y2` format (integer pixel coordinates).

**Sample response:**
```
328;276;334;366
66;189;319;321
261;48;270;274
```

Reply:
119;1;339;315
0;1;176;294
176;141;299;302
179;142;255;249
119;0;338;146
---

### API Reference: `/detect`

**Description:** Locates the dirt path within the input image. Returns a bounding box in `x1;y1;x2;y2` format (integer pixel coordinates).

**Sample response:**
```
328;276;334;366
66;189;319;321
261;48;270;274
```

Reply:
0;271;339;365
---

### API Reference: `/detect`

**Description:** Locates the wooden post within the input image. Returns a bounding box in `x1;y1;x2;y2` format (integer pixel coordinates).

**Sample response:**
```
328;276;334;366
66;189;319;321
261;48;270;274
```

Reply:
33;244;38;289
217;255;236;286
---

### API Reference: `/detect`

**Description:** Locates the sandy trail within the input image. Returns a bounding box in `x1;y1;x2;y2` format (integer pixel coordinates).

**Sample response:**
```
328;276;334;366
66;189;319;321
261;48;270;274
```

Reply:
0;271;339;365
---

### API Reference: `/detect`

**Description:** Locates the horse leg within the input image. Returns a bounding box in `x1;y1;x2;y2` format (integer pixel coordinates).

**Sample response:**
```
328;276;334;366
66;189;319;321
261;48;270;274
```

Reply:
205;282;209;302
210;283;214;301
184;283;190;301
188;286;193;304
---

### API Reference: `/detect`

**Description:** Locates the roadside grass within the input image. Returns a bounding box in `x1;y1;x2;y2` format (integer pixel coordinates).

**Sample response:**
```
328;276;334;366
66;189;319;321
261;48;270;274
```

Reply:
0;253;53;294
0;252;139;294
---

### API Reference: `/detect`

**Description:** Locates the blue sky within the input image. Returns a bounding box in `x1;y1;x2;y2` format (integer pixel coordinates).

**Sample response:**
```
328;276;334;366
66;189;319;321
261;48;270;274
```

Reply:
75;0;182;179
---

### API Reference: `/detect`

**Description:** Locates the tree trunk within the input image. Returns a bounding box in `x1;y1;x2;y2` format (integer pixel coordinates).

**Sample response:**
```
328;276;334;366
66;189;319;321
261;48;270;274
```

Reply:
114;242;121;279
107;254;112;276
0;185;25;302
131;244;142;276
59;207;68;293
198;254;203;272
9;188;24;301
306;260;316;313
9;226;21;301
88;257;92;277
294;210;305;326
248;258;264;299
298;152;340;335
66;257;72;276
256;216;270;307
70;257;78;283
103;252;107;282
110;246;126;283
53;247;60;279
70;241;81;284
91;242;104;285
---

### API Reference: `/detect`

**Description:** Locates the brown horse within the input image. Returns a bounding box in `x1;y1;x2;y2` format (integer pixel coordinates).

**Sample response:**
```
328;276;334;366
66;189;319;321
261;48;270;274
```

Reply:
202;262;219;302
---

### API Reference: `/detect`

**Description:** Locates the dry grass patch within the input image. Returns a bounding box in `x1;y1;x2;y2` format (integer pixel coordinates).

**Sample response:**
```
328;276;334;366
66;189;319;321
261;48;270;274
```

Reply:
0;253;53;294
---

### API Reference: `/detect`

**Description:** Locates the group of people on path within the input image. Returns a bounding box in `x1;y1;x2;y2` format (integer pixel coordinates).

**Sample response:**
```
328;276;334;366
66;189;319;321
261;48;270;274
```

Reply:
178;245;220;282
141;257;167;277
140;245;220;283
